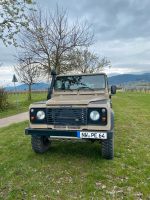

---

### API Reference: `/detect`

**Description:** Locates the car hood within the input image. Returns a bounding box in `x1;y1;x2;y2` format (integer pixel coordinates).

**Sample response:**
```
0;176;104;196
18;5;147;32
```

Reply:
46;94;108;105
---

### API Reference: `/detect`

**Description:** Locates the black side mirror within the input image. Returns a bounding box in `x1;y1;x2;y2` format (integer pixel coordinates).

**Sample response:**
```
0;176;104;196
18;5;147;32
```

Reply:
111;85;117;94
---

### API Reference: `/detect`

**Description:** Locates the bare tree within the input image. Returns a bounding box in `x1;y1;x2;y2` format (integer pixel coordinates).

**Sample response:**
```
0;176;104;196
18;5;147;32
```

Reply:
0;0;33;46
19;6;93;76
67;49;111;73
14;55;41;100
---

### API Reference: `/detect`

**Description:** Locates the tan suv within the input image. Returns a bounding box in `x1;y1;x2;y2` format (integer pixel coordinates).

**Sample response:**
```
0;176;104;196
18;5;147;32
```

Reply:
25;72;116;159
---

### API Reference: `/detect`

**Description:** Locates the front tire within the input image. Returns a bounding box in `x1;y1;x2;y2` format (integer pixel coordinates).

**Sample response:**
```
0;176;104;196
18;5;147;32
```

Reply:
101;138;114;159
31;136;50;153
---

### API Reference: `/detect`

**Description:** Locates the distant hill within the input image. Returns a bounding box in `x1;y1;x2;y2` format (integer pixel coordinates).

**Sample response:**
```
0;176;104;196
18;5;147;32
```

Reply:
108;73;150;85
5;73;150;91
5;82;49;92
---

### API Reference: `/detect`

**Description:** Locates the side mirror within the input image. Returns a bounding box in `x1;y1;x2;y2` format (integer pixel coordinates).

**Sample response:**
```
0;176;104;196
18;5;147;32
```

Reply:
111;85;117;94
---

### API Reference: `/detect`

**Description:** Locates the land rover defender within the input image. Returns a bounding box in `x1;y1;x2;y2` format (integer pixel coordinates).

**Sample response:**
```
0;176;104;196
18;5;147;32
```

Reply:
25;72;116;159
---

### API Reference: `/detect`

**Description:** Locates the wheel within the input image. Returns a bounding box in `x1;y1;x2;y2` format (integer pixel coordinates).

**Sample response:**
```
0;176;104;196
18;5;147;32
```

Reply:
31;136;50;153
101;138;114;160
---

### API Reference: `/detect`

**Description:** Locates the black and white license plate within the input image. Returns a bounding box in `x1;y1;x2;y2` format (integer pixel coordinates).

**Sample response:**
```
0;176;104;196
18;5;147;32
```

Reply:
77;131;107;139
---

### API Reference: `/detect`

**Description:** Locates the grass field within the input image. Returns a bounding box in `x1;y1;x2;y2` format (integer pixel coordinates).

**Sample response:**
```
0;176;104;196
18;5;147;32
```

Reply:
0;92;47;118
0;92;150;199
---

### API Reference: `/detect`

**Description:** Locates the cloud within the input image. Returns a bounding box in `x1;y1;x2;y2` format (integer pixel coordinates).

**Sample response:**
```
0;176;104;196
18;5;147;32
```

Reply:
0;66;15;87
79;0;150;40
0;0;150;84
0;42;16;66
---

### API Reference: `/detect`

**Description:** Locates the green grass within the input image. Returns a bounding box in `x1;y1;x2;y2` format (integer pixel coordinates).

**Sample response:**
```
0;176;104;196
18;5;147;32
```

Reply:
0;92;47;118
0;92;150;199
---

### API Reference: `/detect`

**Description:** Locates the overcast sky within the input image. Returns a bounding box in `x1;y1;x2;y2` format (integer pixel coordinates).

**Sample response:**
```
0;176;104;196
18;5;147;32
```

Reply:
0;0;150;85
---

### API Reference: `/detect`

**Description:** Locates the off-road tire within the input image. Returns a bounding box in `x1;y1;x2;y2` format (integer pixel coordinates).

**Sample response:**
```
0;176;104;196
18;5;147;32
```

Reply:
31;136;50;153
101;138;114;159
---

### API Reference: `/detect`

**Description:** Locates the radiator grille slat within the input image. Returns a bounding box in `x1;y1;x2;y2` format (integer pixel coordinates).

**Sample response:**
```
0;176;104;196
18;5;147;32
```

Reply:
47;108;87;125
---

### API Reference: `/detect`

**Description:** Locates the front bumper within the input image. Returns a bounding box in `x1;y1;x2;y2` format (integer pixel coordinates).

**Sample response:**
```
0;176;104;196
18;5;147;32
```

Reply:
25;128;113;139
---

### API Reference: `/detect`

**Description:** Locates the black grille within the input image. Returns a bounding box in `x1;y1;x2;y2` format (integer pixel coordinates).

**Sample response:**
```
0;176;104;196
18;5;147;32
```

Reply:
47;108;87;125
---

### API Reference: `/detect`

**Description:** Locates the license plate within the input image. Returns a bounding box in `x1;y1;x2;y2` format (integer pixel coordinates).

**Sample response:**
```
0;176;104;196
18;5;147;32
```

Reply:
77;131;107;139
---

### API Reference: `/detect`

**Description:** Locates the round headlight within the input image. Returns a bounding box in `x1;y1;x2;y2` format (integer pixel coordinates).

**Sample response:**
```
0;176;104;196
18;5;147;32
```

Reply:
36;110;45;120
90;110;100;121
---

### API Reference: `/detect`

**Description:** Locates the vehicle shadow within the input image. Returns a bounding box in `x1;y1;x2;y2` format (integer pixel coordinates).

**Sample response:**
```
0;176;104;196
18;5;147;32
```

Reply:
46;141;103;160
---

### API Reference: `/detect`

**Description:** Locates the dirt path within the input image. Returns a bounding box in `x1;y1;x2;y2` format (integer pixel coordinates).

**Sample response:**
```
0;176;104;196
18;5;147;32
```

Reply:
0;112;28;128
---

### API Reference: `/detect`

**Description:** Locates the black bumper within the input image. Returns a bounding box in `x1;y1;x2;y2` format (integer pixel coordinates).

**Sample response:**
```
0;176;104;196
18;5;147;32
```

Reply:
25;128;113;139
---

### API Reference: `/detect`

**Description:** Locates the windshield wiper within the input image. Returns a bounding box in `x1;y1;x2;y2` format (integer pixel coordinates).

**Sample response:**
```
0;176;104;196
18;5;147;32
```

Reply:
77;86;94;91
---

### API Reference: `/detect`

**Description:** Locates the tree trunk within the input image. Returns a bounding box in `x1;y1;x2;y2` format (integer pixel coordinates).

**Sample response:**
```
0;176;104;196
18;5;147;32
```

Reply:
55;50;61;74
55;60;61;74
47;56;51;81
28;84;32;101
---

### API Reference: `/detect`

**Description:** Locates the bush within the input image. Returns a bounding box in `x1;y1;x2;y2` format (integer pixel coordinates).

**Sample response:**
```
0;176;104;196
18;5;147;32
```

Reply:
0;87;9;110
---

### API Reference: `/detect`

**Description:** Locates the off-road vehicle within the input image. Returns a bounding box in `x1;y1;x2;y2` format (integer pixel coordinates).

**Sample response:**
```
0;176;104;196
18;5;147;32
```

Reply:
25;72;116;159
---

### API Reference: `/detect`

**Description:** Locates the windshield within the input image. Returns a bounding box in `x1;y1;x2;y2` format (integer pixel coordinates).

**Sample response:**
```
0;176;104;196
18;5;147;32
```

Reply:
54;74;106;91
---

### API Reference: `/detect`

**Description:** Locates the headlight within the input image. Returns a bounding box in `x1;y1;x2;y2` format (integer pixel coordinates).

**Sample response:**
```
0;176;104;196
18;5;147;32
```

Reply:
90;110;100;121
36;110;45;120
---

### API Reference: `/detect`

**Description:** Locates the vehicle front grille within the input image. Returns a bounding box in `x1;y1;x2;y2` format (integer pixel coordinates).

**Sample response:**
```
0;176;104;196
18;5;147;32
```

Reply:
47;108;87;126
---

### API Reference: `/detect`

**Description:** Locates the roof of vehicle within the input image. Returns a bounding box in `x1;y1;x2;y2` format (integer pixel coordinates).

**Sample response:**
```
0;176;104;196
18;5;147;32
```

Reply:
57;72;107;77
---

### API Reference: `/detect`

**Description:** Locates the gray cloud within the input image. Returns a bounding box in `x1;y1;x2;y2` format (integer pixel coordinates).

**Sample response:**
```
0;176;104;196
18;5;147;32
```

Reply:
0;0;150;81
80;0;150;40
0;42;16;66
36;0;150;42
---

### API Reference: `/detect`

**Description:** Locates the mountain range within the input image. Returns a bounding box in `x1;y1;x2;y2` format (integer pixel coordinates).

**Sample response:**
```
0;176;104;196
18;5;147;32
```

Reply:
5;73;150;91
108;73;150;85
5;82;49;92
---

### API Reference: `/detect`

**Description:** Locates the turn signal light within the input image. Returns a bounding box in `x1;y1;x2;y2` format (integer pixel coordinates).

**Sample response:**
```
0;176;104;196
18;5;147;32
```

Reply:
102;117;106;122
31;116;35;120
